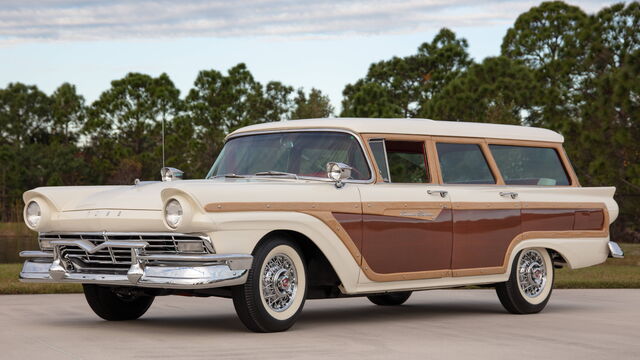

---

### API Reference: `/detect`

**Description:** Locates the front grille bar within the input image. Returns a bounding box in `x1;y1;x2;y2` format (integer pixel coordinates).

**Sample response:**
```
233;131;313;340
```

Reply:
39;232;214;273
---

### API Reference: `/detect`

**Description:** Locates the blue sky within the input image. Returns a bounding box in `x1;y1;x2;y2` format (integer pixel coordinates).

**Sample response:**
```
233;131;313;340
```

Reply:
0;0;622;111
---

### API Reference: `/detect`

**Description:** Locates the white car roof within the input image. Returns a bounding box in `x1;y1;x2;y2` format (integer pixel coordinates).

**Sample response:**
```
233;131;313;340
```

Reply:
229;118;564;143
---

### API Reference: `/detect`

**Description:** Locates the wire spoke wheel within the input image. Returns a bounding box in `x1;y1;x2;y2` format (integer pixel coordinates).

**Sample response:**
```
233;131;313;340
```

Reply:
261;254;298;312
496;247;554;314
517;249;547;298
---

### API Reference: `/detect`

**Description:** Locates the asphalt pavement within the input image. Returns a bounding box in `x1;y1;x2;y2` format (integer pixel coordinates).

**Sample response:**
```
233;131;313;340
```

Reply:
0;289;638;359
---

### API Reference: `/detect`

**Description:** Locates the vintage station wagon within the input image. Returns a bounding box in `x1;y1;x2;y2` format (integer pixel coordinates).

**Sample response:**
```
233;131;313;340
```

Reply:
20;118;623;332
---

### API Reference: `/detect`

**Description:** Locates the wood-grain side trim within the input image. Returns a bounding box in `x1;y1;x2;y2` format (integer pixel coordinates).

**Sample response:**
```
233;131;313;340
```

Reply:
451;227;609;277
363;201;449;215
303;211;452;281
205;201;449;214
452;202;520;210
522;202;605;209
204;201;610;281
301;211;363;265
451;203;609;277
204;202;362;214
205;201;454;281
380;209;443;221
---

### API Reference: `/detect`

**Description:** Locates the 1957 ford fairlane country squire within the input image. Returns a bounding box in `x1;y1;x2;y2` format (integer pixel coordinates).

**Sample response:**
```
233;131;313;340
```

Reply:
20;118;624;332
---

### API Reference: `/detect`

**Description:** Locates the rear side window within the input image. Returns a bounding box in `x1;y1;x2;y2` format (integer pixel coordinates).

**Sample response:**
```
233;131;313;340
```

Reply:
436;143;495;184
386;141;429;183
368;139;429;183
489;145;570;186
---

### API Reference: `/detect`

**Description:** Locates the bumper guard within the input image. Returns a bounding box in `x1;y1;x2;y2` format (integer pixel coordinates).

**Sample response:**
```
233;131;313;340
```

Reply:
608;241;624;259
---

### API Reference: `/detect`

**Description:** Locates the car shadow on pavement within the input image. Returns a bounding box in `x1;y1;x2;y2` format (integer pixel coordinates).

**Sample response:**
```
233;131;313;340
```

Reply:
41;296;593;334
46;313;249;333
299;300;504;325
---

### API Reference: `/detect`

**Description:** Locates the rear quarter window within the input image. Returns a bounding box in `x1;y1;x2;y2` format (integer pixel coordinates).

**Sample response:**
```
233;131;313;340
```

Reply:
489;145;570;186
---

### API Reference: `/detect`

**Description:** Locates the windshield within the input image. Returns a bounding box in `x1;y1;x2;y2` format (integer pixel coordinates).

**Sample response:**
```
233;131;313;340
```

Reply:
207;131;371;180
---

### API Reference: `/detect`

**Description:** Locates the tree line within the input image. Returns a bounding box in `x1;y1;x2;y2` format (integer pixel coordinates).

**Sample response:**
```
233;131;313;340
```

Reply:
341;1;639;241
0;64;334;222
1;1;638;241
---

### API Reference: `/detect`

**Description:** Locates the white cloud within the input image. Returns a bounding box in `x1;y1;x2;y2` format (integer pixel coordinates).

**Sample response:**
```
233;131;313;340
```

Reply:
0;0;622;44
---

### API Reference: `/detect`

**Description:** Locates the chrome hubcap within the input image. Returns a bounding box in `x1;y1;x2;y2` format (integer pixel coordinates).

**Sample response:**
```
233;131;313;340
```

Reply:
518;250;547;298
262;253;297;312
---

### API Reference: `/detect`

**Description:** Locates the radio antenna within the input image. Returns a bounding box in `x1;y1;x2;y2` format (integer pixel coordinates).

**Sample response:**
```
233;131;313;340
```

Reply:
161;114;165;169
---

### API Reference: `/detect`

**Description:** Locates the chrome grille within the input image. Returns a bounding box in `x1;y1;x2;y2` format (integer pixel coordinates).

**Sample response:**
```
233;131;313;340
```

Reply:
39;232;212;272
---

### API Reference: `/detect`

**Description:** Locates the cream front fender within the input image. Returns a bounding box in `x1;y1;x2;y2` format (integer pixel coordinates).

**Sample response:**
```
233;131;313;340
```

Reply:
206;211;362;293
507;237;610;273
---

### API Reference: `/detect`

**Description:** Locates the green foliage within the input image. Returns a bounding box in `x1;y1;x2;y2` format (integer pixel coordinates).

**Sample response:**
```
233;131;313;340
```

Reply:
500;1;589;134
84;72;182;182
341;28;471;118
291;88;334;119
421;56;540;125
0;83;51;145
341;80;403;118
50;83;85;141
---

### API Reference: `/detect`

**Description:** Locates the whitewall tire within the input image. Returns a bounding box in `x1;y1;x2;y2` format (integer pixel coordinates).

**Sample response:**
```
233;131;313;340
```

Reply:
496;248;554;314
232;237;308;332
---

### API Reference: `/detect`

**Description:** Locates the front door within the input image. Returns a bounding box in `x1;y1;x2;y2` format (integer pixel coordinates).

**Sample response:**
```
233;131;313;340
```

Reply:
358;137;453;279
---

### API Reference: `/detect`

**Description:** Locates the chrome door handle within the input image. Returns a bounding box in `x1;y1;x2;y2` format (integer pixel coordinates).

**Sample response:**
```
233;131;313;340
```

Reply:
500;191;518;199
427;190;448;198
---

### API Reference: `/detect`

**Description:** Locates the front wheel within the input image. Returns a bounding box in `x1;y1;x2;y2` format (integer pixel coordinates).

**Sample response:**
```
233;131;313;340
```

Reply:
496;248;554;314
83;284;154;321
232;238;308;332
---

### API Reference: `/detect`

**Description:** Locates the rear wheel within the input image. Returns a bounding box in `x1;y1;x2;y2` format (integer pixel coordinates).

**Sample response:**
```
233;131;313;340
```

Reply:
367;291;412;306
496;248;554;314
232;238;308;332
83;284;154;321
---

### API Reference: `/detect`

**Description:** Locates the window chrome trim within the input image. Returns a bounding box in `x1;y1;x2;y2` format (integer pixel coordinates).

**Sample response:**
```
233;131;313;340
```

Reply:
368;138;391;183
223;128;376;184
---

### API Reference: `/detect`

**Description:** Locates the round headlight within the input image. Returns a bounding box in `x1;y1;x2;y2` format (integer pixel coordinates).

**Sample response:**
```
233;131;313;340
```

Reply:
164;199;183;228
26;201;41;228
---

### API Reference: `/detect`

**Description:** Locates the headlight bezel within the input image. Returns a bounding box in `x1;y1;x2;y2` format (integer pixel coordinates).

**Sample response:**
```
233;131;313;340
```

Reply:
25;201;42;229
164;198;184;229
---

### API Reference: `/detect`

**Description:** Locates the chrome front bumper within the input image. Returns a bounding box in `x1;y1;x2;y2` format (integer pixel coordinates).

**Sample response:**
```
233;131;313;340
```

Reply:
19;250;253;289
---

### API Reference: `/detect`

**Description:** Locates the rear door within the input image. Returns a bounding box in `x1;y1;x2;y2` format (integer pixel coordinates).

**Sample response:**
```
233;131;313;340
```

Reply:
433;138;522;275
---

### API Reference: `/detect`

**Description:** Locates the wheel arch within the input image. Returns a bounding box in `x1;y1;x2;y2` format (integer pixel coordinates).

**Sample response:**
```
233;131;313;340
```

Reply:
208;211;362;293
506;237;609;273
255;230;344;298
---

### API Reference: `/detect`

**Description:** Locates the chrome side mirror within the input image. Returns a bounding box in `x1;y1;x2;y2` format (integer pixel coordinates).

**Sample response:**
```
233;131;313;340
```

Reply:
161;167;184;182
326;162;352;188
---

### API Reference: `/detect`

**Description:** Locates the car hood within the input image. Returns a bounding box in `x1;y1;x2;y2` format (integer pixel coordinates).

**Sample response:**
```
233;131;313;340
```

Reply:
23;177;338;212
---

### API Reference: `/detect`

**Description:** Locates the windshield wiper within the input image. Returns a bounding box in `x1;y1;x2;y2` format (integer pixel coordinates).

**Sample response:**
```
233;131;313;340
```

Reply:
210;173;246;179
253;171;299;179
